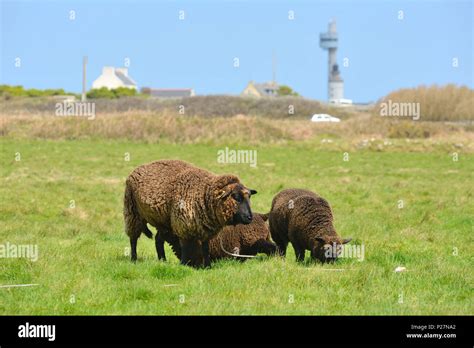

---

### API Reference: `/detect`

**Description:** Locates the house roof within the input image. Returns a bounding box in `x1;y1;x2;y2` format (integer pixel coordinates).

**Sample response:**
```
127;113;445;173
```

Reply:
115;71;136;87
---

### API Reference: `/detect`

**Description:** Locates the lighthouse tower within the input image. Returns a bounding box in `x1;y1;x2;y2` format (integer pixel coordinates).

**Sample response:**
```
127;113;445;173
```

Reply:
319;19;344;102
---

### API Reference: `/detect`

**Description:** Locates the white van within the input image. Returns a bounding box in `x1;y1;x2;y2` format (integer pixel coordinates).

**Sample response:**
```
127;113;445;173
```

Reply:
311;114;341;123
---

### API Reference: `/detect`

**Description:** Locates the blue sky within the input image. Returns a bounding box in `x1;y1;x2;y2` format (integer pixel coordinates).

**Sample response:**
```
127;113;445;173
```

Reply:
1;0;472;102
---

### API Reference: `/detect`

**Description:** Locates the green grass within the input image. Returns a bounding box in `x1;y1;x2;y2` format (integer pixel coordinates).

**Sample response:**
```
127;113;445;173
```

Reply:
0;138;472;315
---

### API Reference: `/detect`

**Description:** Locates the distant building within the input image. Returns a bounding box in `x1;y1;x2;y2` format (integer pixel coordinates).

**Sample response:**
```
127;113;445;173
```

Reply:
241;81;279;98
142;88;195;99
319;19;345;102
92;67;137;90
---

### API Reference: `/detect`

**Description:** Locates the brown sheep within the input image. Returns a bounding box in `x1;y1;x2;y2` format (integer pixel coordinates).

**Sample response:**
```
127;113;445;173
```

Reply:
123;159;257;267
268;188;351;263
153;213;277;262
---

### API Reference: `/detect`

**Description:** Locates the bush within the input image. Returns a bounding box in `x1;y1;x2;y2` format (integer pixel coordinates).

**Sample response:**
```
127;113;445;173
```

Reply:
388;122;432;139
0;85;71;99
277;85;299;97
0;85;27;97
86;87;117;99
113;87;137;98
86;87;137;99
44;89;66;96
26;89;43;97
376;84;474;121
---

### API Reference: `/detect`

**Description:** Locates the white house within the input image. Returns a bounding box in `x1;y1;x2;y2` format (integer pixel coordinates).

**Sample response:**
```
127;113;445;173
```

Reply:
92;66;137;90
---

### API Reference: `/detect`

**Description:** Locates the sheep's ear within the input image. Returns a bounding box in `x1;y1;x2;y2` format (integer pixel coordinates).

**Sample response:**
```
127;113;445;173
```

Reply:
341;238;352;244
249;189;257;195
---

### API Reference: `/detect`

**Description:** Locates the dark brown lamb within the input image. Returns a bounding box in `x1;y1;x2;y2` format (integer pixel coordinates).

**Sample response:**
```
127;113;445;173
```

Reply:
123;159;257;267
268;188;351;263
209;212;277;260
154;213;277;262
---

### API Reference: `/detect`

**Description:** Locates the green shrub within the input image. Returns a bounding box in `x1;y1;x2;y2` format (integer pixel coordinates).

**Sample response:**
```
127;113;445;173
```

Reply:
277;85;299;97
0;85;72;99
86;87;117;99
44;88;66;96
113;87;137;98
388;122;432;139
0;85;27;97
26;89;43;97
86;87;137;99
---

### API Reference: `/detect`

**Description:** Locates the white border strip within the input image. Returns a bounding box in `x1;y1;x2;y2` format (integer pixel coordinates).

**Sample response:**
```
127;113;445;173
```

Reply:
0;283;39;288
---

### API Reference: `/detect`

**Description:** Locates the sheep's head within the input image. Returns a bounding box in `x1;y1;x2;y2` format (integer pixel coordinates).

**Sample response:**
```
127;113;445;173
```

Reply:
311;235;352;263
213;175;257;226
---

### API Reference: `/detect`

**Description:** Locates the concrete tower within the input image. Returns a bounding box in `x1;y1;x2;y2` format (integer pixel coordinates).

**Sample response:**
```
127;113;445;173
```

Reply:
319;19;344;102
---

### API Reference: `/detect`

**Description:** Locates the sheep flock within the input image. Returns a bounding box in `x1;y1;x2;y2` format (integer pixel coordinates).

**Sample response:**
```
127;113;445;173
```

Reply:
124;160;352;268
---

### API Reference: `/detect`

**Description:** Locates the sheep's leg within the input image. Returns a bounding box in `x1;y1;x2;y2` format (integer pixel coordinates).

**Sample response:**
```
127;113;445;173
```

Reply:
276;242;288;257
130;237;138;262
272;233;288;257
179;239;203;268
202;240;211;268
124;183;142;262
155;234;166;261
170;236;182;260
292;243;305;262
179;239;191;266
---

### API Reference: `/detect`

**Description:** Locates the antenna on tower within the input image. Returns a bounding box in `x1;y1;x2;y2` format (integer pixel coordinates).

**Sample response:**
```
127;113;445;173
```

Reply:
82;56;88;102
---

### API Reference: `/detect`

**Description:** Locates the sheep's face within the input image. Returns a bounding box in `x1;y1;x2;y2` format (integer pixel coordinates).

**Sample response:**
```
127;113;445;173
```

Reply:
216;182;256;226
312;236;352;263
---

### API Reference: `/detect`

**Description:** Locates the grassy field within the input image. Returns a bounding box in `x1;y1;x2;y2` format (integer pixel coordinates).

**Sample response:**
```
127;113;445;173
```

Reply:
0;137;472;315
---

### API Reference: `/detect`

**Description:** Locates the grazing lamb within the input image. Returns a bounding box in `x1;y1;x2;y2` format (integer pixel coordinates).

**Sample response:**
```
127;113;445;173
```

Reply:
268;188;351;263
124;159;257;267
209;213;277;260
154;213;277;262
